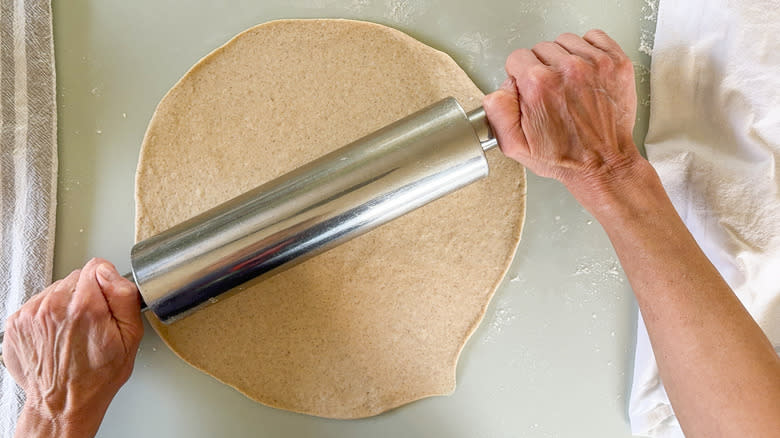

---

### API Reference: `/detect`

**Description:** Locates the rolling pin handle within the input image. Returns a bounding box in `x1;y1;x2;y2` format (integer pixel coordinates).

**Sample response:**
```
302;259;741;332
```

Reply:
123;271;149;313
467;106;499;152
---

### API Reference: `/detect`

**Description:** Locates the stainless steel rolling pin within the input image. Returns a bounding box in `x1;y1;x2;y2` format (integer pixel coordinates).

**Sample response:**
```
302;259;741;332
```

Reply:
0;97;499;355
134;97;498;323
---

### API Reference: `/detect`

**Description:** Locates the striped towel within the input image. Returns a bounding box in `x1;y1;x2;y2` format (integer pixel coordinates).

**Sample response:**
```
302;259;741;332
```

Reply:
0;0;57;436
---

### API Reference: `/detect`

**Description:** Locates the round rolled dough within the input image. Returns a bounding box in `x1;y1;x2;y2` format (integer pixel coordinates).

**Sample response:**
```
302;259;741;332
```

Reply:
135;19;526;419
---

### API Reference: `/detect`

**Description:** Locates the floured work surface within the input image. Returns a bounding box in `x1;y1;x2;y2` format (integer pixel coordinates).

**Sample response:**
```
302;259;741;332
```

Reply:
135;19;526;419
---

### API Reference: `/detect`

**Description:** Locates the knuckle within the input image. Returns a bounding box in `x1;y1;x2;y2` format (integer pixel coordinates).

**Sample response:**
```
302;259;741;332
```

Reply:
556;32;578;43
618;58;635;75
50;278;69;295
593;53;614;71
5;312;18;331
526;65;552;86
83;258;101;271
90;257;110;267
53;280;70;294
63;269;82;285
521;67;556;104
585;28;607;39
506;48;532;71
531;41;552;52
509;48;531;60
560;56;590;78
47;280;62;294
38;295;66;316
37;297;54;314
12;310;34;332
17;303;35;321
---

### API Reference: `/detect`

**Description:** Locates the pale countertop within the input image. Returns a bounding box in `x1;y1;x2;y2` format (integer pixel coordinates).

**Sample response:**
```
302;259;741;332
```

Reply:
52;1;657;437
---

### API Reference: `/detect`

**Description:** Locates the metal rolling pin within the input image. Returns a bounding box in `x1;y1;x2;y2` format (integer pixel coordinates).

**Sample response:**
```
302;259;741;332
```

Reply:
133;97;497;323
0;97;498;363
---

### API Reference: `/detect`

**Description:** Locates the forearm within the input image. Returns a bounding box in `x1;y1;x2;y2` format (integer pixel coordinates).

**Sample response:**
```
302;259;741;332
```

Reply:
583;159;780;437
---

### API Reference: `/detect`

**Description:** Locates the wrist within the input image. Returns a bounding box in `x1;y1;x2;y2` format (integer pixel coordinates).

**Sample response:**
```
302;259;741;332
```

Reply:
17;401;105;438
564;153;669;225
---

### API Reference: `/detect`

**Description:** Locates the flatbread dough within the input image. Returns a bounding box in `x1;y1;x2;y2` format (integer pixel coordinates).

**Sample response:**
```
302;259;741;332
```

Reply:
135;19;526;419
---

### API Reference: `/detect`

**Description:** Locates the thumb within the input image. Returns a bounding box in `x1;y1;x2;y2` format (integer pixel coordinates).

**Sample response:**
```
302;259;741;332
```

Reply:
96;263;144;348
483;78;529;163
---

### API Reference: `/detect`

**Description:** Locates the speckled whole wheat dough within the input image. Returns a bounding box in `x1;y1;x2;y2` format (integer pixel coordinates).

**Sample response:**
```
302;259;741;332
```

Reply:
135;19;526;419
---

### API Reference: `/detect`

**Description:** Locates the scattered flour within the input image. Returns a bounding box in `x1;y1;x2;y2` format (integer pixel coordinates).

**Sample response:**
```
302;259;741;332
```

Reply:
346;0;370;12
483;306;518;344
639;0;660;56
383;0;430;25
573;256;624;285
455;31;492;71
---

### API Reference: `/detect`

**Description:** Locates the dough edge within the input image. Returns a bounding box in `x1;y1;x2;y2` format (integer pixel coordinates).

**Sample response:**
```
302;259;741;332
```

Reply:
135;18;527;419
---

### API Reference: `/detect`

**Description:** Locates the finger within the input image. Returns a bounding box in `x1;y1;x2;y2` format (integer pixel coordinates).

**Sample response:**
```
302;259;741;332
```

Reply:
482;78;529;163
505;48;545;81
6;289;45;330
4;273;63;337
39;271;80;314
22;272;75;322
71;258;111;315
555;32;604;62
23;280;58;309
583;29;627;61
54;270;81;293
531;41;570;66
96;262;144;348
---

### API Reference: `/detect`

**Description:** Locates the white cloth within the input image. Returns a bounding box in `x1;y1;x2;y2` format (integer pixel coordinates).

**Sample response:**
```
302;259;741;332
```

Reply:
631;0;780;436
0;0;57;436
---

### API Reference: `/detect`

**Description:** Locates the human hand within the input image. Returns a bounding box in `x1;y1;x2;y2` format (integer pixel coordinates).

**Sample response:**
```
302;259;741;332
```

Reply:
2;258;143;438
484;30;646;213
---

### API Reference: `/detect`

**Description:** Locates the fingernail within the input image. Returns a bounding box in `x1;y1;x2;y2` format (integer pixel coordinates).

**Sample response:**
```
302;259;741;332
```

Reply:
96;264;115;283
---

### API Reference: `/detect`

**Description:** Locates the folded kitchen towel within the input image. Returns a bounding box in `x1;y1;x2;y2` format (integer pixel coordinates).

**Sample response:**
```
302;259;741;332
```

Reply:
631;0;780;436
0;0;57;436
